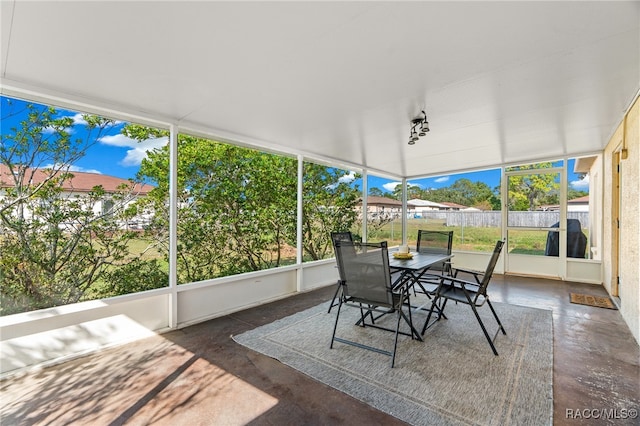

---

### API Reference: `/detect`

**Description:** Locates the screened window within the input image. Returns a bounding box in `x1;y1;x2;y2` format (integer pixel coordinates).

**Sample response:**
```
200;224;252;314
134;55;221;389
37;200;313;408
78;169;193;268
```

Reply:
365;175;402;244
168;136;298;282
408;168;501;252
568;156;594;259
0;95;168;315
301;161;360;261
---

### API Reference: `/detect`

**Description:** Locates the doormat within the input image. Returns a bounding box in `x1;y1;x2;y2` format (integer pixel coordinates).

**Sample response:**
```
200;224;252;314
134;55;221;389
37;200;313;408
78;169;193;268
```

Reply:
570;293;617;309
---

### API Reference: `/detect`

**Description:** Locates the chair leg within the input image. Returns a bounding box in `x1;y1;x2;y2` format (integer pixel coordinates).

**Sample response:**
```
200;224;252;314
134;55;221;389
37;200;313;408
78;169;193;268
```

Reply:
470;303;499;356
398;292;423;341
433;296;448;320
487;299;507;335
327;280;342;313
330;298;344;349
391;309;402;368
421;296;445;335
405;292;415;339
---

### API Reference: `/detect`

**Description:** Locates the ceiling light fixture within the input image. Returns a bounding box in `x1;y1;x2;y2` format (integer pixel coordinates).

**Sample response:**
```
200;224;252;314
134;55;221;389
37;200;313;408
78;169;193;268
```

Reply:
408;110;429;145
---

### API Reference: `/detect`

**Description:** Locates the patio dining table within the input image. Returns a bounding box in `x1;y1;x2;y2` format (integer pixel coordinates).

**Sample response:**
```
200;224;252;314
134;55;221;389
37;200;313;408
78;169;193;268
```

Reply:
389;251;453;291
351;250;453;341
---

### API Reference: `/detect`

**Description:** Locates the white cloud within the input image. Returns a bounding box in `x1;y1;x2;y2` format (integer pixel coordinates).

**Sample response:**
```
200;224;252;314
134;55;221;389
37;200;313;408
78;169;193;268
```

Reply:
99;135;168;167
380;182;422;192
99;134;140;148
41;126;58;135
434;176;449;183
382;181;401;192
71;113;88;126
42;164;102;174
571;175;589;189
338;171;356;183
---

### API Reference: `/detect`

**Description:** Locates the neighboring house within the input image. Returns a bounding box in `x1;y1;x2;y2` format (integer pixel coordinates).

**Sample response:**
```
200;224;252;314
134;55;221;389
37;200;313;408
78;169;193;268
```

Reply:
537;204;560;212
408;198;449;213
0;164;154;230
409;198;475;216
363;198;481;218
568;195;589;212
359;196;416;219
439;201;480;211
537;196;589;212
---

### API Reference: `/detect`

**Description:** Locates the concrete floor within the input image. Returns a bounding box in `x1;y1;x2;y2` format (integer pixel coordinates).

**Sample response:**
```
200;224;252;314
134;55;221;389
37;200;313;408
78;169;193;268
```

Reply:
1;276;638;425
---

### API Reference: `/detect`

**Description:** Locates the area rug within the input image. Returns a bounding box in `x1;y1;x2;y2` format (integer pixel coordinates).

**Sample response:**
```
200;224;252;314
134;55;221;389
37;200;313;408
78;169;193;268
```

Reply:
570;293;617;310
233;295;553;426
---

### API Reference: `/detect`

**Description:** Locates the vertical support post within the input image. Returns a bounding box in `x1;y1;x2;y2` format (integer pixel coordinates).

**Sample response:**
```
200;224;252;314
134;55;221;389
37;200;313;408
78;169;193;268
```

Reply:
402;177;408;245
362;169;368;242
296;155;304;292
559;158;568;279
168;124;178;329
500;166;508;273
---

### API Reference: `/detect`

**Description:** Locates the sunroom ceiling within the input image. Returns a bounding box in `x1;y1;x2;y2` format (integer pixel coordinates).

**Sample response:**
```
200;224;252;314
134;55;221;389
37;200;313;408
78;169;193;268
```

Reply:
1;1;638;178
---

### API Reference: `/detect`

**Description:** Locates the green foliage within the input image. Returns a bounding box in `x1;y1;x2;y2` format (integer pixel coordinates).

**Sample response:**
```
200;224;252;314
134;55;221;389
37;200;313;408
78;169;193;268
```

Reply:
426;179;497;207
135;133;297;282
568;188;588;200
88;258;168;298
132;128;361;282
368;187;385;197
507;163;560;211
362;212;397;241
0;102;164;315
301;163;360;260
387;178;501;210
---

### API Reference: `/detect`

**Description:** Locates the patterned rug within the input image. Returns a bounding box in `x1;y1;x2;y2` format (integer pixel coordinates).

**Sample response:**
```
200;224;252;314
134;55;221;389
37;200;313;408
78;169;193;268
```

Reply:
570;293;617;309
233;295;553;425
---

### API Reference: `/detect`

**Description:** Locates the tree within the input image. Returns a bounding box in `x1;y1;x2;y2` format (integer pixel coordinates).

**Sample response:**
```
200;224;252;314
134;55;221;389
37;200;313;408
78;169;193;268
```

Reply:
130;129;298;283
131;126;362;282
0;100;163;315
424;179;497;208
388;183;423;201
406;184;424;200
506;164;560;211
301;164;361;260
474;199;494;211
568;188;588;200
368;187;385;197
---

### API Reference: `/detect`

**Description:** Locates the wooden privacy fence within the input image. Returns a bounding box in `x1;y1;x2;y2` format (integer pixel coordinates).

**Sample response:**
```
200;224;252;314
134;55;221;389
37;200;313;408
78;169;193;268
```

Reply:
418;211;589;229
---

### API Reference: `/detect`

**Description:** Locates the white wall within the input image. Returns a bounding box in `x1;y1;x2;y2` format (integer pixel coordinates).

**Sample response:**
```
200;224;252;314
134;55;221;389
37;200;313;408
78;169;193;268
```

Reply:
602;95;639;344
0;261;339;376
1;293;169;374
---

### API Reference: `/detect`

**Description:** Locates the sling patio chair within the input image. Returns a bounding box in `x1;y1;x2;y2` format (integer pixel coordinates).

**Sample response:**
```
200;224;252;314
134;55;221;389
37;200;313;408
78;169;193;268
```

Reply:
413;229;454;294
330;240;418;367
327;231;355;313
421;240;506;355
408;230;454;327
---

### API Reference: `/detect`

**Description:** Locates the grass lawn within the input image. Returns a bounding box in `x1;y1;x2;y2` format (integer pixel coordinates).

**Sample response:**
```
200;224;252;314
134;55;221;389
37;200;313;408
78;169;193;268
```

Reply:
366;218;554;254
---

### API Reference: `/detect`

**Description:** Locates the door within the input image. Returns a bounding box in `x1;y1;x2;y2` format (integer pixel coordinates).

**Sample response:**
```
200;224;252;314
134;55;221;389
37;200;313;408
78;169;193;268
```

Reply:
504;162;565;278
612;152;621;296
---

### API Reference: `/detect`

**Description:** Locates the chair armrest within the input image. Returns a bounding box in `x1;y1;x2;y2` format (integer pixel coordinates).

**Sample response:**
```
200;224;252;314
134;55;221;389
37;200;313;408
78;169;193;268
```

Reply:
440;275;480;291
452;266;483;283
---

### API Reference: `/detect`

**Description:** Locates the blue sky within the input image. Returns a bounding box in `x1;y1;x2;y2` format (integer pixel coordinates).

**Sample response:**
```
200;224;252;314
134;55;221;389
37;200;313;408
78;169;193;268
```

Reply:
1;96;166;180
2;95;589;193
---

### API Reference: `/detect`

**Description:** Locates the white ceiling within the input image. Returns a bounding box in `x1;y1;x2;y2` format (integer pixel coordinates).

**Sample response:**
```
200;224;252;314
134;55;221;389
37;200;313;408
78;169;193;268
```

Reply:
1;1;639;178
